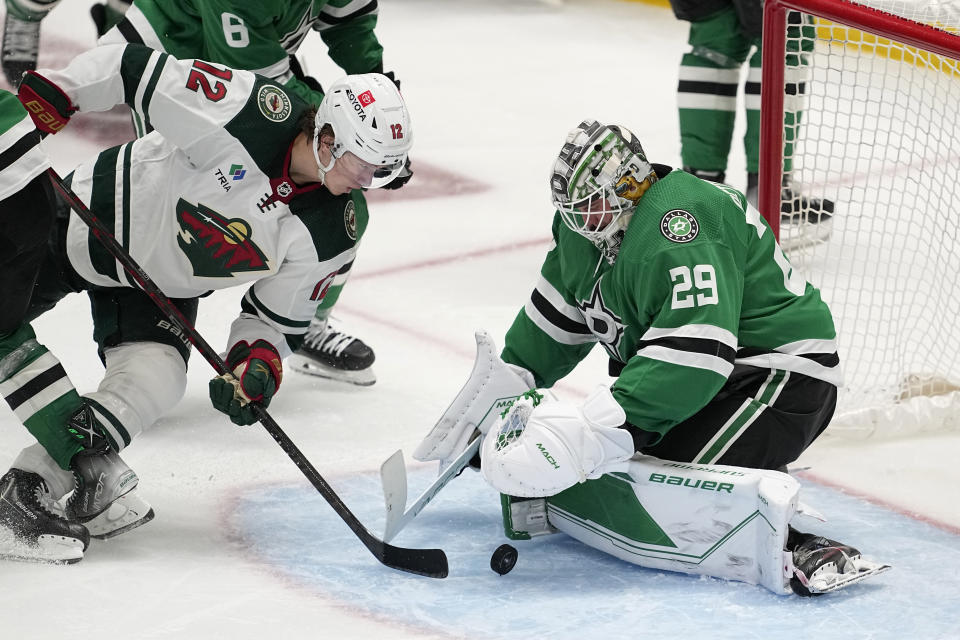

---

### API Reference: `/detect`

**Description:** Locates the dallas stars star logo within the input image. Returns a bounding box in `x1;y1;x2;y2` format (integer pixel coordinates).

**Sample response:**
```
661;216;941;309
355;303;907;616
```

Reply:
660;209;699;243
578;280;626;361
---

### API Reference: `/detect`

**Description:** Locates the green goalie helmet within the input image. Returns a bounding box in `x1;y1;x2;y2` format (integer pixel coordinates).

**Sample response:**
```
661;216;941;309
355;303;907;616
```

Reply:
550;120;657;260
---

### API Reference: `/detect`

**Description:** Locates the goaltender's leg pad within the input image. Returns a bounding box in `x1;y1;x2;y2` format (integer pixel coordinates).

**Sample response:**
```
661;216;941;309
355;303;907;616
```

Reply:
544;455;799;594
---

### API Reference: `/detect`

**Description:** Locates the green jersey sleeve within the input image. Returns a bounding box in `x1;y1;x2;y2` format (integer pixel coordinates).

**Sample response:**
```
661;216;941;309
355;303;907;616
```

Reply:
314;3;384;76
501;215;598;388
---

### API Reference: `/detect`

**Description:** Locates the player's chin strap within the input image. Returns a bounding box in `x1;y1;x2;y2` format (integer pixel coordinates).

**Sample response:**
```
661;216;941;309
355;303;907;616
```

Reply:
312;127;336;182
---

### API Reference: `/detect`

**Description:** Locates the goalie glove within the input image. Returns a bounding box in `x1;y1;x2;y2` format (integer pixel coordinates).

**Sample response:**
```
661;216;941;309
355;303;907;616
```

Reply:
208;340;283;426
481;385;635;497
413;331;535;471
17;70;77;135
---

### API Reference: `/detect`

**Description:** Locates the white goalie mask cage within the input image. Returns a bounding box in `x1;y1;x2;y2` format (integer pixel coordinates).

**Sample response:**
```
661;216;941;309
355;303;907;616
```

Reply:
550;120;655;258
313;73;413;188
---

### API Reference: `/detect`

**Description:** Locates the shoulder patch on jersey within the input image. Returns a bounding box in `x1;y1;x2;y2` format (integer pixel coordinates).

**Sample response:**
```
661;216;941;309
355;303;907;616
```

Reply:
344;200;357;240
257;85;292;122
660;209;699;243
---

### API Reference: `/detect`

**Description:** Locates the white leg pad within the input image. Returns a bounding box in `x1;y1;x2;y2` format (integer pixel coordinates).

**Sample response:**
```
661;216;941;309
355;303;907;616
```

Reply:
84;342;187;451
546;455;799;594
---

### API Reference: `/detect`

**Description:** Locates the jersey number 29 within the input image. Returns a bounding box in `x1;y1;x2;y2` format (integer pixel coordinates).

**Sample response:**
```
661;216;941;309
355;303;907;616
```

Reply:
670;264;718;309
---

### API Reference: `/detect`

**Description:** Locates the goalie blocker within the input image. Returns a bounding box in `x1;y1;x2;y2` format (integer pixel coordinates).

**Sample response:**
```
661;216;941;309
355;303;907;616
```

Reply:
501;456;890;596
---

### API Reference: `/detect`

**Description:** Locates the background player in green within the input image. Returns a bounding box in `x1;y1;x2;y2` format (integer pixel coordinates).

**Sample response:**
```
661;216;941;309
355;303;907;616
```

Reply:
2;0;398;385
415;119;888;595
0;43;412;563
668;0;833;248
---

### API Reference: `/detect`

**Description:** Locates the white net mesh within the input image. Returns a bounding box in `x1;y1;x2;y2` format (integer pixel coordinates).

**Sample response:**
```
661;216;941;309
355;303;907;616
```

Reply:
774;0;960;437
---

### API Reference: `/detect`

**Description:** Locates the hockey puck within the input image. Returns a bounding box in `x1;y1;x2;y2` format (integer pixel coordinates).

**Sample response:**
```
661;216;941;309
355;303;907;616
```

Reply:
490;543;518;575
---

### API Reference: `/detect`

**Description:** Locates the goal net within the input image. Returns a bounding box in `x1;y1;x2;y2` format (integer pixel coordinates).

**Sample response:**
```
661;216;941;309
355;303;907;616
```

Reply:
759;0;960;438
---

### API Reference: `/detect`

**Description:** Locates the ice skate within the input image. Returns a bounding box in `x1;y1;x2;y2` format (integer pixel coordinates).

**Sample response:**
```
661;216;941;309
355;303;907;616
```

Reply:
746;173;834;250
778;184;834;250
0;468;89;564
289;319;376;386
64;404;154;538
788;530;891;595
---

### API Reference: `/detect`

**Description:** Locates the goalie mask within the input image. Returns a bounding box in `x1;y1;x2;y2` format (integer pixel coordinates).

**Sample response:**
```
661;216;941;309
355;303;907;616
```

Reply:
550;120;657;261
313;73;412;189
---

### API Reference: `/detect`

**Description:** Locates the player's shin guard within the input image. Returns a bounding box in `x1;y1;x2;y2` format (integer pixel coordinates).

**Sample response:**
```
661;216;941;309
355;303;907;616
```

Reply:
61;342;183;538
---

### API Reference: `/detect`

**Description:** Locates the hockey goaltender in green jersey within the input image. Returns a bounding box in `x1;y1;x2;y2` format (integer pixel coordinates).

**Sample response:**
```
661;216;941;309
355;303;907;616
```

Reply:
0;42;411;564
414;120;889;596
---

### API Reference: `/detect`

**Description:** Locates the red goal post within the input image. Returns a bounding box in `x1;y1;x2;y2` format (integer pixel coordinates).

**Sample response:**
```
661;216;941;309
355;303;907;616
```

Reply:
760;0;960;234
759;0;960;438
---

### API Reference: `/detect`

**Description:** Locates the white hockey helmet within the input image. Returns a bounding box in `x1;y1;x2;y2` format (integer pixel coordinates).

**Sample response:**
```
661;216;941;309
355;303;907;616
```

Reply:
313;73;412;188
550;120;657;260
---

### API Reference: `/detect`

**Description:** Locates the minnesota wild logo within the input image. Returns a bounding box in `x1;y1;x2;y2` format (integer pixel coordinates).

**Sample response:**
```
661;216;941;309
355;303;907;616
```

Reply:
176;199;270;277
660;209;699;243
344;201;357;240
257;85;291;122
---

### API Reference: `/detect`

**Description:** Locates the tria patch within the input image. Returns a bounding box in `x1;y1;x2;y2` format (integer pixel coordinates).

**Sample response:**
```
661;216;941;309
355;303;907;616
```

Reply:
257;85;291;122
660;209;699;243
344;201;357;240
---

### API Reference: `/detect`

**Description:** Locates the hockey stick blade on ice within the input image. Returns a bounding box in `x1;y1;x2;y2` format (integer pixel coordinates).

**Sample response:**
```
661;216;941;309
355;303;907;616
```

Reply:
381;436;481;542
47;169;448;579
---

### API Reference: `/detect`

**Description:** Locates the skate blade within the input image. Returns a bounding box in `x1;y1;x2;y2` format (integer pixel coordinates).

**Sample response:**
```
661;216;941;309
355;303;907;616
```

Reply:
806;561;892;594
85;492;155;539
779;219;833;252
0;527;85;564
288;355;376;386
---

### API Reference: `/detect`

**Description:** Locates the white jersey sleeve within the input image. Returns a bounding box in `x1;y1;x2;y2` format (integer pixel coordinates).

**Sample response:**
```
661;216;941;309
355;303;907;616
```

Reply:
38;44;257;167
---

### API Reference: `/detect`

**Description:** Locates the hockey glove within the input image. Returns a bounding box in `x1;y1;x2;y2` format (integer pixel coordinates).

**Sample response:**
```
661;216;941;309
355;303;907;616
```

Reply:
17;70;77;135
381;157;413;190
413;331;535;470
383;70;401;91
209;340;283;426
481;386;635;497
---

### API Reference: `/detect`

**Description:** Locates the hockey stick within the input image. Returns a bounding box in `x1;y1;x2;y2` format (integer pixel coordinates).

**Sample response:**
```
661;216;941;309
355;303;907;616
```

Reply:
45;168;448;579
380;436;481;543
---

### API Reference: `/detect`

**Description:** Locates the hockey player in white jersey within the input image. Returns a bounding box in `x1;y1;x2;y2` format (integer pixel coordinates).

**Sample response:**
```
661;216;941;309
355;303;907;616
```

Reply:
0;42;411;563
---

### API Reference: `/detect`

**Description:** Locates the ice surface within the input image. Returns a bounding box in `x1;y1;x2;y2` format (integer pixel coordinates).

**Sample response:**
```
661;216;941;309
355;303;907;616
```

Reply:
0;1;957;638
